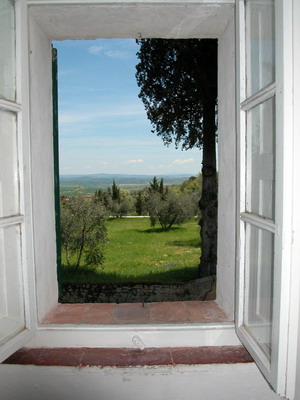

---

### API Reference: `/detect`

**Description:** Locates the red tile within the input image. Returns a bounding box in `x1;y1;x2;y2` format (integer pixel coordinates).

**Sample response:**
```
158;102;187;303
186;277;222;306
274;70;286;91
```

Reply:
44;309;85;324
123;348;173;366
86;303;115;313
113;303;150;323
80;348;127;366
185;301;228;323
4;348;84;366
171;346;253;365
3;346;253;367
149;301;188;323
81;303;115;324
41;301;229;325
80;348;173;367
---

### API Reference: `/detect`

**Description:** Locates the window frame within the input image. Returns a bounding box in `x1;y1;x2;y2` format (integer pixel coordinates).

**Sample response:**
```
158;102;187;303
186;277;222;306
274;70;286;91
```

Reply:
0;0;240;359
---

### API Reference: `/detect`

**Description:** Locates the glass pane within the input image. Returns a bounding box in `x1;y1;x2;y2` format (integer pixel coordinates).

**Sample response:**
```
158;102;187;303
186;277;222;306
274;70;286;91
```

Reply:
244;225;274;360
0;109;19;217
0;224;25;344
246;97;275;220
246;0;275;96
0;0;16;101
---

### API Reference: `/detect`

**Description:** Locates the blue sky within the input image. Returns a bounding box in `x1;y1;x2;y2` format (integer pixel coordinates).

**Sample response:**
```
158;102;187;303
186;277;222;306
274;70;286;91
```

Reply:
53;38;202;176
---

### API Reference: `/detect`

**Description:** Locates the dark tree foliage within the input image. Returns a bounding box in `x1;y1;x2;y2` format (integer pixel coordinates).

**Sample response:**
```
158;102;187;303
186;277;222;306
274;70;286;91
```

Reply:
112;180;121;202
136;39;218;277
135;190;146;216
148;176;165;196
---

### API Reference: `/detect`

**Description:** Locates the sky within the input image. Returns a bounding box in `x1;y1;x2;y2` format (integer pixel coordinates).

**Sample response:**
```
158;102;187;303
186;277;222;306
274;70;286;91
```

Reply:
53;38;202;176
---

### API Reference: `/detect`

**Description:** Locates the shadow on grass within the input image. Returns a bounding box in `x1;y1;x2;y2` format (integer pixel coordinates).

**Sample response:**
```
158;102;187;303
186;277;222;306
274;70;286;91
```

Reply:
61;264;200;285
136;226;183;234
167;238;201;248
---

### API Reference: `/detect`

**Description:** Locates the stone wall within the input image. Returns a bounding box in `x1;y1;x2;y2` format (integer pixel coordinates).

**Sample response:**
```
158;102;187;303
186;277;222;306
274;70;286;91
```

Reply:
59;277;214;303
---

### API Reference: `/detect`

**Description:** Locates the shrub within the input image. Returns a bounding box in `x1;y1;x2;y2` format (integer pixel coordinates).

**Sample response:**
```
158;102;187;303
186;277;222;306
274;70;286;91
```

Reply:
147;192;195;230
60;196;107;269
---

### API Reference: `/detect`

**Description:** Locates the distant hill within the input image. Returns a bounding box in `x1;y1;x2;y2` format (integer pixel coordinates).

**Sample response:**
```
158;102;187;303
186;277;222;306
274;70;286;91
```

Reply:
59;173;197;196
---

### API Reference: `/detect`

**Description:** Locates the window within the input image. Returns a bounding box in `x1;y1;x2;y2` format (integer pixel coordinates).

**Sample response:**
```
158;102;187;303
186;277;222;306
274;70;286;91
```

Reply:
238;0;276;369
1;0;236;354
0;0;24;344
1;1;299;398
0;0;35;362
235;0;296;396
25;1;236;325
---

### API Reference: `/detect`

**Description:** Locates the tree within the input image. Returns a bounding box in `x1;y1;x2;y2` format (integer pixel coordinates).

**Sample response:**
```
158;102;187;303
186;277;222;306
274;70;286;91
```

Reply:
147;192;194;230
118;189;135;216
135;190;146;216
148;176;168;198
111;179;121;202
148;176;160;194
136;39;218;277
180;174;202;194
94;188;113;210
60;196;107;269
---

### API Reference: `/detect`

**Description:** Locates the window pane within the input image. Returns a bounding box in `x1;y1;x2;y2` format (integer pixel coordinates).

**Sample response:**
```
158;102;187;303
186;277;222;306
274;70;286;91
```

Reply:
0;224;25;344
246;0;275;96
0;110;19;217
246;97;275;220
0;0;16;101
244;225;274;360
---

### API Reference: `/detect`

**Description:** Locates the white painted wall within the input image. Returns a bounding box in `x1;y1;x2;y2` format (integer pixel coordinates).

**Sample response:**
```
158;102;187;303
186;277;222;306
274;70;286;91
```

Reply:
29;17;58;321
216;14;236;320
0;363;282;400
28;1;234;40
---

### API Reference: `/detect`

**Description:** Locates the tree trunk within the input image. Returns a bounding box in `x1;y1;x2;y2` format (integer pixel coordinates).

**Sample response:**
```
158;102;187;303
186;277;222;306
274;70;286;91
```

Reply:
199;99;218;277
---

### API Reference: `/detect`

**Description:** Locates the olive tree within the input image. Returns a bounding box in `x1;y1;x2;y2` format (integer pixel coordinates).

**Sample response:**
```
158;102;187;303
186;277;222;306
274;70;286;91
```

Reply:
147;192;194;231
60;196;107;269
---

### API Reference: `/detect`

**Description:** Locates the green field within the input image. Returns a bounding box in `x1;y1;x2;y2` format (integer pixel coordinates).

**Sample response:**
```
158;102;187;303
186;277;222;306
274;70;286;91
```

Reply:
61;217;201;284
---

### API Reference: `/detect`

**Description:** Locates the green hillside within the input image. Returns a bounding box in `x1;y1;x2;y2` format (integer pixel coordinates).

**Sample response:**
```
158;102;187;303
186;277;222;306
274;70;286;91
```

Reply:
59;173;197;196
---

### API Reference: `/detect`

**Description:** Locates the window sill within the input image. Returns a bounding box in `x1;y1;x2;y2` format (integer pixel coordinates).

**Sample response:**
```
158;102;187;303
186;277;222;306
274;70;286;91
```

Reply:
42;300;229;325
3;345;253;367
28;300;238;349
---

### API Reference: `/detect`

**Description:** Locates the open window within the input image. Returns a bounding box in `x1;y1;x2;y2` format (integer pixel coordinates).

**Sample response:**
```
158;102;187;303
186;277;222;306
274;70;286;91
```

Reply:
0;0;36;363
235;0;296;396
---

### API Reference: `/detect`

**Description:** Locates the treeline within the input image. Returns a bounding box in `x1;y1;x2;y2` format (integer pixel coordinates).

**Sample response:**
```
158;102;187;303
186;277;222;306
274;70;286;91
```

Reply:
94;175;202;227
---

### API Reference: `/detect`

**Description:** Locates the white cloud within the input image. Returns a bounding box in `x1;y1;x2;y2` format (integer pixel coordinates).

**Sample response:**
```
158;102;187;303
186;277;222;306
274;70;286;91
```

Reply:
104;50;131;59
123;159;144;164
84;165;92;170
99;161;108;166
172;158;194;165
88;45;131;60
59;105;145;125
88;45;105;55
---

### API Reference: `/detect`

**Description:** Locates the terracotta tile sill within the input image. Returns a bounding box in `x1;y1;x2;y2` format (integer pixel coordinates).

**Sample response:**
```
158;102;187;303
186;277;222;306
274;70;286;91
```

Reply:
42;300;229;325
3;346;253;367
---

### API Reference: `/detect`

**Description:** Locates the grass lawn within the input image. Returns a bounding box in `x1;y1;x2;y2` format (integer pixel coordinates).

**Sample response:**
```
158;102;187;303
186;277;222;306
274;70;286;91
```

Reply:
61;217;201;284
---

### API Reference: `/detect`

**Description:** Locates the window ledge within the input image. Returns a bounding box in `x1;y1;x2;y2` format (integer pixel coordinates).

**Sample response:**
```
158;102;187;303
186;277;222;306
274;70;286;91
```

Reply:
41;300;229;326
3;346;253;367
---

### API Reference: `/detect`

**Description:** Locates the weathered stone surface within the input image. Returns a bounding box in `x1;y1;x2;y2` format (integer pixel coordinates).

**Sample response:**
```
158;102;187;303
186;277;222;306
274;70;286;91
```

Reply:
59;277;214;303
